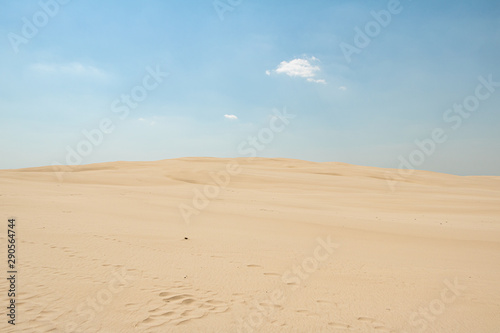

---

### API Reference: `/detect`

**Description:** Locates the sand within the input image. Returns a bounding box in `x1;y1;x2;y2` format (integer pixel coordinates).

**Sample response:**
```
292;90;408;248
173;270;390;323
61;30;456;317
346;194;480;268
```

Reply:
1;157;499;332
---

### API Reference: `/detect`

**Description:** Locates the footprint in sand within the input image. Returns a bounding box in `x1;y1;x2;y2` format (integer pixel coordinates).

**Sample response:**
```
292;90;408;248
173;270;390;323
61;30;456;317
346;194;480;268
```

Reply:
134;283;229;331
328;322;354;330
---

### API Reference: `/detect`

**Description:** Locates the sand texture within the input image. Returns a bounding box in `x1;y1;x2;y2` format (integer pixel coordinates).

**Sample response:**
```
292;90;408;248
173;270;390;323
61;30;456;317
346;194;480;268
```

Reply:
1;157;499;332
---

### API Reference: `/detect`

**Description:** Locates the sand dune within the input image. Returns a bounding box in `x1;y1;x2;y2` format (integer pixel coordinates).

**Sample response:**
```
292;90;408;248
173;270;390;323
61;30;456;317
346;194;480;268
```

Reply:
1;157;499;332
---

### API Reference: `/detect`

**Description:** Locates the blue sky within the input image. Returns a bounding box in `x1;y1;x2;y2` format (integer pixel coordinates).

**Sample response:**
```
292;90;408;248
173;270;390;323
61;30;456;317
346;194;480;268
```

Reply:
1;0;499;175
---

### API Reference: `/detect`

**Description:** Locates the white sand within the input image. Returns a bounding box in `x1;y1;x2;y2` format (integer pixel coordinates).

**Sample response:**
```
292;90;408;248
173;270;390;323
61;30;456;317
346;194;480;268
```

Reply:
1;157;499;332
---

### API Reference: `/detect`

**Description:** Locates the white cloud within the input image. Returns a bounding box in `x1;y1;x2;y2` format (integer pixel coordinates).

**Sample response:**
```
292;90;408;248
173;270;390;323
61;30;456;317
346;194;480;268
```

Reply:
224;114;238;120
338;86;347;91
136;117;157;126
269;57;326;84
30;62;106;78
265;70;271;76
276;58;319;78
307;78;326;84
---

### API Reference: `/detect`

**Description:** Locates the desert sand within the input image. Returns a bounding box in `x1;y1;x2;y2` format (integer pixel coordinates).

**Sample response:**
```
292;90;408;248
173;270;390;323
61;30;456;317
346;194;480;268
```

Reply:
1;157;499;332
